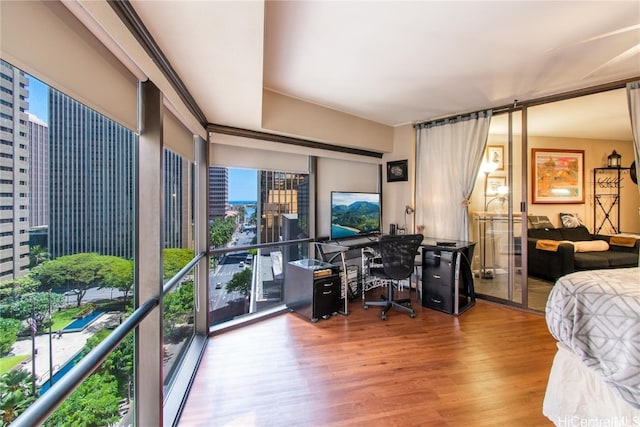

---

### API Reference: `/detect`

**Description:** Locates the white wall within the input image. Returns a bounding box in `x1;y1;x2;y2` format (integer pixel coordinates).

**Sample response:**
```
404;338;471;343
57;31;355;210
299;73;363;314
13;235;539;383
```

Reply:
382;124;416;234
316;158;380;239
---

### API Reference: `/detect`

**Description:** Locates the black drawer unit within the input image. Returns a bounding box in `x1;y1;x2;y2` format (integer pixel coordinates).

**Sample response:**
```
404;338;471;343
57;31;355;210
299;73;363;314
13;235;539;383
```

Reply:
285;259;340;322
421;243;475;315
422;250;456;313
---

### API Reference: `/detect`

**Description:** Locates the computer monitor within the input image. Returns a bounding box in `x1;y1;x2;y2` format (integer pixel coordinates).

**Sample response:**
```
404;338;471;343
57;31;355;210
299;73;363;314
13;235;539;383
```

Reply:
330;191;381;240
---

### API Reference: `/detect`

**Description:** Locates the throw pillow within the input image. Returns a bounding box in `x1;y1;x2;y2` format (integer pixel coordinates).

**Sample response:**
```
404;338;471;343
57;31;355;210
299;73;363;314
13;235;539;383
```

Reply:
560;226;593;242
528;215;554;229
573;240;609;252
560;213;585;228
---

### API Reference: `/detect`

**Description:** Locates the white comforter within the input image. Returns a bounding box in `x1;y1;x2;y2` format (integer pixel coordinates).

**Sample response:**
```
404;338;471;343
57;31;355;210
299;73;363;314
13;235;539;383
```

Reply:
545;267;640;409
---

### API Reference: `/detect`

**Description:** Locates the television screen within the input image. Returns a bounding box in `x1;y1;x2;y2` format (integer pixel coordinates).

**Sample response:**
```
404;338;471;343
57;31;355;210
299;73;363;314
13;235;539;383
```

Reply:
330;191;381;240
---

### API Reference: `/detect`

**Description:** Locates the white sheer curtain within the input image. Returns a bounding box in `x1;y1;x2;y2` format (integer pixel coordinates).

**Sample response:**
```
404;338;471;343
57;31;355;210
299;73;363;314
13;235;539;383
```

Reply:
626;81;640;197
415;111;492;241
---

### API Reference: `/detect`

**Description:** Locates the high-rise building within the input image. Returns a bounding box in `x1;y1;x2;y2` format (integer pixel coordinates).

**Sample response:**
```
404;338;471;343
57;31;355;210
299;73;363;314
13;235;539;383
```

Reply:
48;88;136;259
208;166;228;221
165;149;190;248
0;60;30;280
27;112;48;228
258;171;308;244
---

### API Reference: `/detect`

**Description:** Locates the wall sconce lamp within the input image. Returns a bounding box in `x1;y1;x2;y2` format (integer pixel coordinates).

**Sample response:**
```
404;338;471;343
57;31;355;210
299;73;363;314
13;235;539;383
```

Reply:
480;160;499;212
486;186;509;211
607;150;621;168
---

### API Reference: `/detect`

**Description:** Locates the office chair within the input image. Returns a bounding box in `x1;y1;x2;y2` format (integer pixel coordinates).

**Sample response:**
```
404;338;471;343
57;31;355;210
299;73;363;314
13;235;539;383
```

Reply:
363;233;424;320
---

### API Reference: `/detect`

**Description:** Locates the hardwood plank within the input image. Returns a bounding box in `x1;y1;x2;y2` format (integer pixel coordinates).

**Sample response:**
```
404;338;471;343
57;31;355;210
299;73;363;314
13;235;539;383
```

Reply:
178;297;556;426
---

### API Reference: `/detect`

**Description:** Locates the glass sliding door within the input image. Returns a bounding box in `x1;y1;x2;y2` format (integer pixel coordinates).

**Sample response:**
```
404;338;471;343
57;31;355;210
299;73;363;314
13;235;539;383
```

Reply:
470;110;526;307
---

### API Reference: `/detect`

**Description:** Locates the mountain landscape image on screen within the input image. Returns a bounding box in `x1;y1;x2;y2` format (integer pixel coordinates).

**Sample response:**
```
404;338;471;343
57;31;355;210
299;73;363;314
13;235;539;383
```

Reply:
331;193;380;239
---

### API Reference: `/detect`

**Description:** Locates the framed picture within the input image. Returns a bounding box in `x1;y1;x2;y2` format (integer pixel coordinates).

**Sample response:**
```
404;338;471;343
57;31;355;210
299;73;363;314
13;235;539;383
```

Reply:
486;145;504;170
387;160;408;182
486;176;506;195
532;149;584;204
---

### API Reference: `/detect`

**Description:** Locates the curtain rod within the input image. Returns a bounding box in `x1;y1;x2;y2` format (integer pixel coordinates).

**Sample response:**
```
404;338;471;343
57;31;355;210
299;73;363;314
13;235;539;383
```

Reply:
413;76;640;128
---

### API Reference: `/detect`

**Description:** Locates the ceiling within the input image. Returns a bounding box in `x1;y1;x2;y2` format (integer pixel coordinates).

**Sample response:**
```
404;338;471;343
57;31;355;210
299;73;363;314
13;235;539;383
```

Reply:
130;1;640;142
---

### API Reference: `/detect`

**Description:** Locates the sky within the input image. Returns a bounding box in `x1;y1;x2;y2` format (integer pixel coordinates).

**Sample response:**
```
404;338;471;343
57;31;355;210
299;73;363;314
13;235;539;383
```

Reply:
228;168;257;202
27;75;48;122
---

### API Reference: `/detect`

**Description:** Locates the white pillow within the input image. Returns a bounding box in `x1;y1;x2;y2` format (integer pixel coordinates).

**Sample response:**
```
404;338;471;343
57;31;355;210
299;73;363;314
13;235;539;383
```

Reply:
573;240;609;252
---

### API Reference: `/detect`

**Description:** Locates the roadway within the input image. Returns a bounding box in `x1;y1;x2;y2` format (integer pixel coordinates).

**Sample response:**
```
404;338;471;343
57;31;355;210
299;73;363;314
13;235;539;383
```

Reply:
209;227;255;312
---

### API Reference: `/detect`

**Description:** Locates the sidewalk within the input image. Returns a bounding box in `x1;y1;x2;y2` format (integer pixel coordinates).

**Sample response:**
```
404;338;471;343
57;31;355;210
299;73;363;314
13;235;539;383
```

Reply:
10;312;120;385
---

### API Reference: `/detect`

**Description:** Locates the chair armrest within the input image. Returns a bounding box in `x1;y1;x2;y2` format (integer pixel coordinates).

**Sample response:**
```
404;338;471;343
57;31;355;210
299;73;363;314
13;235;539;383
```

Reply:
527;238;575;281
593;235;640;254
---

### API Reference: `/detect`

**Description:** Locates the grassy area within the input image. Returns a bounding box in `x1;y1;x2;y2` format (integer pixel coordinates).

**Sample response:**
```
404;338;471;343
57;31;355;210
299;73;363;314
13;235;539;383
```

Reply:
50;306;86;331
0;354;29;375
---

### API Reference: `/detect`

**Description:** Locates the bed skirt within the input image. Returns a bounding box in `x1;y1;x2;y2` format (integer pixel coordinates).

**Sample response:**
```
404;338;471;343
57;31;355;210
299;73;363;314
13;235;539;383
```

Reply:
543;342;640;425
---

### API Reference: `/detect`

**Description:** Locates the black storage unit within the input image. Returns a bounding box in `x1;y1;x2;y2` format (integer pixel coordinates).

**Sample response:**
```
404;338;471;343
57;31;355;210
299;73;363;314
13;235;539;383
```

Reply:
421;241;475;315
285;259;340;322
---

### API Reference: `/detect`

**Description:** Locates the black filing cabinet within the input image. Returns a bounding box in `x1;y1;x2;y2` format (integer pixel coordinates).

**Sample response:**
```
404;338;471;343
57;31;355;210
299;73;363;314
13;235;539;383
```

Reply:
421;240;475;315
285;259;340;322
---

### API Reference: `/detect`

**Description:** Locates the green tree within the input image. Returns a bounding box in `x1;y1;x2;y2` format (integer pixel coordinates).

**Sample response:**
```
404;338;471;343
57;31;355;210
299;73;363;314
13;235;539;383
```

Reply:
32;253;135;307
209;217;235;248
0;292;64;331
164;280;194;340
0;369;37;426
0;318;22;355
99;256;134;304
31;253;104;307
29;245;49;268
225;268;252;296
163;248;195;280
0;276;40;303
44;373;120;427
237;205;246;224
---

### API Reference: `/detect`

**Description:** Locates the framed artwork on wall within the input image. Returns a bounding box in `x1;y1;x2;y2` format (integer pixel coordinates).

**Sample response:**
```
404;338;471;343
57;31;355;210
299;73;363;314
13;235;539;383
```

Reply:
387;160;408;182
532;148;585;204
486;176;506;195
486;145;504;170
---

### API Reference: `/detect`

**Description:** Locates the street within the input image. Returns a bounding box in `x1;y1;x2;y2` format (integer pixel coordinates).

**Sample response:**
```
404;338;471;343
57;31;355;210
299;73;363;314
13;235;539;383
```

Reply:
209;225;255;312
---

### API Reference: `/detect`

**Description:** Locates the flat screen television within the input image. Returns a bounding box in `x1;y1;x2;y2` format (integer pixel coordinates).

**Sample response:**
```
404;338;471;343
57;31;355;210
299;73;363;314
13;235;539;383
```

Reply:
330;191;381;240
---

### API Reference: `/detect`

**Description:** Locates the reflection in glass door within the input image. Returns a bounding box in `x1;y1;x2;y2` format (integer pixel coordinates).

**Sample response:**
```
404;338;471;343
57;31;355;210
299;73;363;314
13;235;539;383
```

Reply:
470;111;526;308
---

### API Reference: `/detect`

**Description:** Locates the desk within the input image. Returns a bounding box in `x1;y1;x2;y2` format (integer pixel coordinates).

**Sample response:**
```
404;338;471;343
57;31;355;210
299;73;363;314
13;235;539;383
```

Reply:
315;236;380;315
420;238;475;315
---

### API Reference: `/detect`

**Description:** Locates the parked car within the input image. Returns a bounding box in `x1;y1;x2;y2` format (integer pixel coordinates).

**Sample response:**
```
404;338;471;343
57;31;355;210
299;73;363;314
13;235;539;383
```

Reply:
215;282;222;289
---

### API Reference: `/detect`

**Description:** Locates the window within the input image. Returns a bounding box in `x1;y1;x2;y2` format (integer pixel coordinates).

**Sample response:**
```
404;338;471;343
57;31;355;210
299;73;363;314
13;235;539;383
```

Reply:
0;62;137;425
208;167;310;327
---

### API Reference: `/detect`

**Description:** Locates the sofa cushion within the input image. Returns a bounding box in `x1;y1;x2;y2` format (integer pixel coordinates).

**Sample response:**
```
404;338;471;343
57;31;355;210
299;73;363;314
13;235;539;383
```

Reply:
573;240;609;252
560;226;592;241
528;228;563;240
574;253;610;269
605;252;640;267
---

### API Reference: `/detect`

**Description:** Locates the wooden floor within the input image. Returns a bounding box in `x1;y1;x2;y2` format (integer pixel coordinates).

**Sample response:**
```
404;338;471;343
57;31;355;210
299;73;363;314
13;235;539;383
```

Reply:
178;294;558;427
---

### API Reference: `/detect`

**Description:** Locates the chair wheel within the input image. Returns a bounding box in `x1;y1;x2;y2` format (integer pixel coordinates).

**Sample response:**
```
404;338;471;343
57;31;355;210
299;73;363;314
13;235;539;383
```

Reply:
410;313;416;318
363;305;369;310
381;314;386;320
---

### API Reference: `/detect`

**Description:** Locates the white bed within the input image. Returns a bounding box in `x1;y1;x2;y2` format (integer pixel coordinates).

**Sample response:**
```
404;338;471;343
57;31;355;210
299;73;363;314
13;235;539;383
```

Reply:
543;267;640;425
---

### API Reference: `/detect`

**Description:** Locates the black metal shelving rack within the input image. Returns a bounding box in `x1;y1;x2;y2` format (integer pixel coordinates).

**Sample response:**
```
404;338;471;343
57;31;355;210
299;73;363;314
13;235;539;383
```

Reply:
593;167;630;234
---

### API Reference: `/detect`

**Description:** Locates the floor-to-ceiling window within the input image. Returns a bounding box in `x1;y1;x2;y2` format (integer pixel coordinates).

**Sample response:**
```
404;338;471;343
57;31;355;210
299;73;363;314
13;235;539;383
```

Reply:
208;166;311;328
0;62;138;425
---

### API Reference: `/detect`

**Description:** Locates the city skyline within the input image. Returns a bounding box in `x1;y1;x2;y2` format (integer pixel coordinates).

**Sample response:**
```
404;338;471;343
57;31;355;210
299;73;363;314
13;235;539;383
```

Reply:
28;74;257;202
